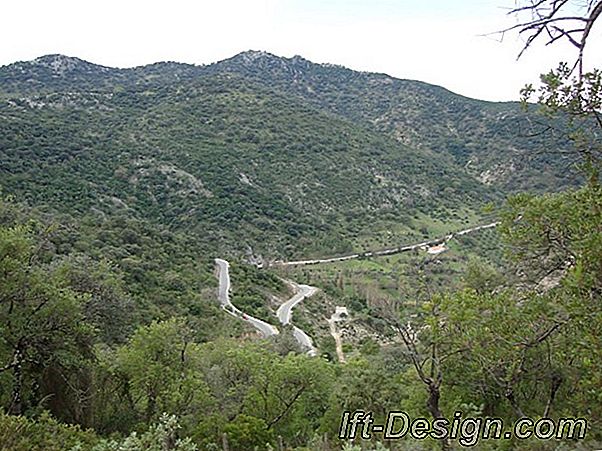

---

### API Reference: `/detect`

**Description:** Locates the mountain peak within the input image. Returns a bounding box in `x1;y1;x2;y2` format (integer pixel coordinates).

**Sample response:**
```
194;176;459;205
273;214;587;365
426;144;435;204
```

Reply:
231;50;313;67
216;50;322;80
30;54;109;75
231;50;280;64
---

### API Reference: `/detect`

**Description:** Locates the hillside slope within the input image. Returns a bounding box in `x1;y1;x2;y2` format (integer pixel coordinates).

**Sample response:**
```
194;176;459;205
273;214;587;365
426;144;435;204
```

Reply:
0;52;567;258
211;51;575;192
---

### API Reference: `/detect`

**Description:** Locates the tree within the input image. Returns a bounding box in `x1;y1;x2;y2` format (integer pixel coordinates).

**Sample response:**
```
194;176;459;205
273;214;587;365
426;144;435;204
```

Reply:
0;409;98;451
320;354;407;439
91;414;198;451
187;339;334;449
372;287;457;451
508;1;602;175
442;289;568;416
115;318;210;427
0;223;94;420
221;414;273;451
504;0;602;75
462;258;505;295
497;183;602;426
60;256;134;345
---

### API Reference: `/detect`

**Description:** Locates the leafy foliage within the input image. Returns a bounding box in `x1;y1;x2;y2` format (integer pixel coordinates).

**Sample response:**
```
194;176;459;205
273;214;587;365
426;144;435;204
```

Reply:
1;51;601;450
0;52;575;260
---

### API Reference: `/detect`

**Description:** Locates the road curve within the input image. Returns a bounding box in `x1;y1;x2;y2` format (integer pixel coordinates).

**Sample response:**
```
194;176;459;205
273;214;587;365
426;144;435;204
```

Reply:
215;258;279;338
276;281;318;356
215;221;500;356
276;282;317;325
293;326;317;357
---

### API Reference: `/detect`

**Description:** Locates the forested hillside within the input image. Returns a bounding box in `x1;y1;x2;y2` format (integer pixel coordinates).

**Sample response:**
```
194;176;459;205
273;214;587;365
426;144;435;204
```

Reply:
0;46;600;451
212;51;577;193
0;52;575;260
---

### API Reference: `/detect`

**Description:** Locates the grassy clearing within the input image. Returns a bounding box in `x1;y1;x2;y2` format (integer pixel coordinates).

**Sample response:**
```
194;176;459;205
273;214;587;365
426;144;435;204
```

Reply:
273;225;507;352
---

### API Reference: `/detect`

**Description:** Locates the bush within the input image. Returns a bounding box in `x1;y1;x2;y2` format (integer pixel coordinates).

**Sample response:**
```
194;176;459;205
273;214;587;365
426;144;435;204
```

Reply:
0;410;97;451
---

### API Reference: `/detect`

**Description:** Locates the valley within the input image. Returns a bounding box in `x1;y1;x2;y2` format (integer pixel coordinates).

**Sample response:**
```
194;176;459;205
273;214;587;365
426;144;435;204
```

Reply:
1;48;600;450
215;219;503;362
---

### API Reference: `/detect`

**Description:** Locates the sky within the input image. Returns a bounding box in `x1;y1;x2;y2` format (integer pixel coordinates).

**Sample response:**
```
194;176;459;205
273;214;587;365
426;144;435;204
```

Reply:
1;0;599;101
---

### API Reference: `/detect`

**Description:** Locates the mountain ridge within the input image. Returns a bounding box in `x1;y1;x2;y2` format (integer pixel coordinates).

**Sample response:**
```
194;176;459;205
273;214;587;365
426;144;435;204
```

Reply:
0;50;497;101
0;50;573;258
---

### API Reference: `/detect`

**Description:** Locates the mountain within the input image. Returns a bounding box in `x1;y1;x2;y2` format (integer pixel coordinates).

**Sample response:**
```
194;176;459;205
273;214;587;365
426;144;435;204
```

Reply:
0;54;199;94
0;51;571;258
210;51;575;192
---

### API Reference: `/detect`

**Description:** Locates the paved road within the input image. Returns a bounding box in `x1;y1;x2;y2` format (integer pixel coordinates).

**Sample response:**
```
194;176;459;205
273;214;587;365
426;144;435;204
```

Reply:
276;282;317;325
278;221;500;266
216;259;317;354
215;258;279;338
215;221;500;356
293;326;317;357
276;281;318;356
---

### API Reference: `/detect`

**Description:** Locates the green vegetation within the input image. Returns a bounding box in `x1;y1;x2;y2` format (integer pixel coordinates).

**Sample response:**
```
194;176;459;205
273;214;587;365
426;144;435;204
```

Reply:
1;20;601;449
2;171;599;449
0;49;576;260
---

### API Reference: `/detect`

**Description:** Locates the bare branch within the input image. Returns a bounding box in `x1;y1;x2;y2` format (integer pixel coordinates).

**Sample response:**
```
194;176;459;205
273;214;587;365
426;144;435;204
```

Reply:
267;385;306;429
501;0;602;70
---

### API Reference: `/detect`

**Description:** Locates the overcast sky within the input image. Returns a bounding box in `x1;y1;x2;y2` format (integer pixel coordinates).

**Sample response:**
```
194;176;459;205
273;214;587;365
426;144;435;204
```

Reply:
1;0;598;101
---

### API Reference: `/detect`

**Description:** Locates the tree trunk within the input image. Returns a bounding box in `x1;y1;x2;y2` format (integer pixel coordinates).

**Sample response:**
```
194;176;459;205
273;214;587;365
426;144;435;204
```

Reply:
222;432;229;451
146;389;156;423
8;349;23;415
427;383;451;451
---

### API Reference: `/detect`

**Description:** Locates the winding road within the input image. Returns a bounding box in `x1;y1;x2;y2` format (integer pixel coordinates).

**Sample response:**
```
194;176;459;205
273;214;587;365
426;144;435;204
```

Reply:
276;281;318;356
215;220;500;356
276;282;317;325
215;258;318;354
215;258;279;338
